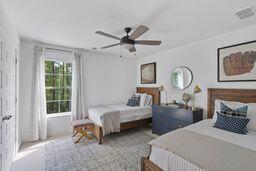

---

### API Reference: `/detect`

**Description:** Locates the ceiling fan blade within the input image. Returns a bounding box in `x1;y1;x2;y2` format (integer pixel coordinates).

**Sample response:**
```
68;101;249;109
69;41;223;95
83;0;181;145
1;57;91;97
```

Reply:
101;43;121;49
129;25;149;40
129;47;136;52
95;31;121;40
135;40;161;45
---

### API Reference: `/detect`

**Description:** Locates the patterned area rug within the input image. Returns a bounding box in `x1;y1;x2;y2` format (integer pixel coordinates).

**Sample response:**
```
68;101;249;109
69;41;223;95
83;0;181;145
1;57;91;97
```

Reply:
45;129;155;171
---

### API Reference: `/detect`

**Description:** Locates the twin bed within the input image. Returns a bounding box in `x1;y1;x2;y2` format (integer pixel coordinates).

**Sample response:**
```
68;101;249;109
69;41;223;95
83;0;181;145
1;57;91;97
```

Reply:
88;87;160;144
142;88;256;171
87;87;256;170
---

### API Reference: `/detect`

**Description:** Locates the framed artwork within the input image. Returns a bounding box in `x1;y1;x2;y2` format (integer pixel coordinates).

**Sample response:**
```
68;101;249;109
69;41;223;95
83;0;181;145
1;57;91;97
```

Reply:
141;62;156;84
218;40;256;82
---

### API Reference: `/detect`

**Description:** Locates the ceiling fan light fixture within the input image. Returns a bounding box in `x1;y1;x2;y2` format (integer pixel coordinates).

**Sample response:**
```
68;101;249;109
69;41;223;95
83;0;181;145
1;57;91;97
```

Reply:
122;43;134;50
95;25;161;53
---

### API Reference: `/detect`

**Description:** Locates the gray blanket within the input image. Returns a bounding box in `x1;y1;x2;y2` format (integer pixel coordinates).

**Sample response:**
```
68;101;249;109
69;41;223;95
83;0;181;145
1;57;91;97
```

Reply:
88;106;121;136
150;129;256;171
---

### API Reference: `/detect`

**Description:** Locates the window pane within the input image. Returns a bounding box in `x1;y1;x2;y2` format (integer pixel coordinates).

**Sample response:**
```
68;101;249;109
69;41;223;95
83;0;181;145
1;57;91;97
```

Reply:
45;75;60;88
46;102;59;114
59;88;71;101
45;61;60;74
46;89;59;101
58;62;64;74
60;75;72;88
60;101;71;113
66;63;72;75
45;61;54;74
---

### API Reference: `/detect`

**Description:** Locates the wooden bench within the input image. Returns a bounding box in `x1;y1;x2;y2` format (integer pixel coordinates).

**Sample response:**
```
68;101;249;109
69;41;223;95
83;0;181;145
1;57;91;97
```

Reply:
71;119;95;144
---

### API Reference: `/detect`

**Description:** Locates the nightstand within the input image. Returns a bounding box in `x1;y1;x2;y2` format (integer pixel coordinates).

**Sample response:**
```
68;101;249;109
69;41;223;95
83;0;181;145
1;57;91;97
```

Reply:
152;104;203;135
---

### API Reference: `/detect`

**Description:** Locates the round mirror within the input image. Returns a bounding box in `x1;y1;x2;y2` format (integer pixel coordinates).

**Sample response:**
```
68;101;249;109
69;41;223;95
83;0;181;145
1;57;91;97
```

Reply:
171;66;193;90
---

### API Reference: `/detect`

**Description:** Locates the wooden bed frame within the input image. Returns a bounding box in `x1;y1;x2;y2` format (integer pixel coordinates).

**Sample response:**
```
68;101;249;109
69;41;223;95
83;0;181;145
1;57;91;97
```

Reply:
92;87;160;144
141;88;256;171
207;88;256;118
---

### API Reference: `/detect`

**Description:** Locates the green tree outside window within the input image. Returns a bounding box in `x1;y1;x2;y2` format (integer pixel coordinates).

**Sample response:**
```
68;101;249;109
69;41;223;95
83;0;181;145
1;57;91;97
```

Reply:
45;60;72;114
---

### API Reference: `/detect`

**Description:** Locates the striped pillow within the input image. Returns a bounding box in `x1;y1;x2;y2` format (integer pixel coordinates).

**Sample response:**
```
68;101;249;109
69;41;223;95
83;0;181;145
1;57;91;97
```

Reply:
213;112;250;134
220;102;248;117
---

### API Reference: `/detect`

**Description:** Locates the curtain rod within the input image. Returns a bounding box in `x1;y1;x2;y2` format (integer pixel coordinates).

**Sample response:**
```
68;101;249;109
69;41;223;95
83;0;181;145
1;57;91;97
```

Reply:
45;47;73;53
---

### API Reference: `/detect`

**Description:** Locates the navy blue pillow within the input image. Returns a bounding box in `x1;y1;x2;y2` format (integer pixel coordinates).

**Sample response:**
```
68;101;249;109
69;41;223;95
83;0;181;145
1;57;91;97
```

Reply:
213;112;250;134
127;96;140;107
127;98;134;106
133;96;140;106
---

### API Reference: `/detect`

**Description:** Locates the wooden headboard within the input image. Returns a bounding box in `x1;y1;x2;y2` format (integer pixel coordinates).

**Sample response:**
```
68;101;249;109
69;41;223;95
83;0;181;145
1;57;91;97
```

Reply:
207;88;256;118
137;87;160;105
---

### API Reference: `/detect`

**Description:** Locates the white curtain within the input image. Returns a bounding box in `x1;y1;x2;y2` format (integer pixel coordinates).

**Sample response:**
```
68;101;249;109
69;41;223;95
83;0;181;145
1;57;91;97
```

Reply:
30;46;47;141
71;52;86;121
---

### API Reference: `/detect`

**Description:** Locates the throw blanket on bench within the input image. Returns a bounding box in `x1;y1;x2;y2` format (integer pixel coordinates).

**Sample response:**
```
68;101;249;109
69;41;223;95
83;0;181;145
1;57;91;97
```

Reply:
88;106;121;136
150;129;256;171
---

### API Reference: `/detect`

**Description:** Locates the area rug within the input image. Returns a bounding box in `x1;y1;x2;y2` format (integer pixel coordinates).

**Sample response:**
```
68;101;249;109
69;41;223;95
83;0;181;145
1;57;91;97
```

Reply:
45;129;155;171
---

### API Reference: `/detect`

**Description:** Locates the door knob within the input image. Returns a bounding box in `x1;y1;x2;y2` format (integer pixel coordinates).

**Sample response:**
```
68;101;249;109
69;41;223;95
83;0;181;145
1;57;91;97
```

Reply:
2;115;12;121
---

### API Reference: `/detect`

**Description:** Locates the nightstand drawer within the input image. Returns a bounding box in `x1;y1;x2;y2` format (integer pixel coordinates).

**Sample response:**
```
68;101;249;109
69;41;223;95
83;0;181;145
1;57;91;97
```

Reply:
176;110;193;123
152;105;179;119
152;114;173;135
152;105;169;114
173;120;190;129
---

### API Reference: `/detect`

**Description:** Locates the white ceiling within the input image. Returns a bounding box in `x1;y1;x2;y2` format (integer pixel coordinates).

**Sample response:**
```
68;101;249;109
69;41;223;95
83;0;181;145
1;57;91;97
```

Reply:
2;0;256;57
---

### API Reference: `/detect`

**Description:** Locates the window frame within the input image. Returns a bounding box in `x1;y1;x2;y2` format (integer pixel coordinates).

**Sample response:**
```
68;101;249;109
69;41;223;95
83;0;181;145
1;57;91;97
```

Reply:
44;56;73;115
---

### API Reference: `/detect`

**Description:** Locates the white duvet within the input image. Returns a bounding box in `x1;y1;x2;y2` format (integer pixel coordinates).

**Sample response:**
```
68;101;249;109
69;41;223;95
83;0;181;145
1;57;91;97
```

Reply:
88;104;152;136
150;119;256;171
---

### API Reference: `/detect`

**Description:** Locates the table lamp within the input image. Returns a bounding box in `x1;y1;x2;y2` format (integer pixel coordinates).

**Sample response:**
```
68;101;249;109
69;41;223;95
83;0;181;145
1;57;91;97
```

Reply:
192;85;202;109
159;85;168;105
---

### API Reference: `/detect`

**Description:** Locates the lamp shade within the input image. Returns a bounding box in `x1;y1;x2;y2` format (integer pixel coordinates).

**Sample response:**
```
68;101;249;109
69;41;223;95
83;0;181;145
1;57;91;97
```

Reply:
122;43;134;49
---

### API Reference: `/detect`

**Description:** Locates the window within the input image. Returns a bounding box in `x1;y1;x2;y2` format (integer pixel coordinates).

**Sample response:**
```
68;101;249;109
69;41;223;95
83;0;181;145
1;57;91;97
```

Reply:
45;60;72;114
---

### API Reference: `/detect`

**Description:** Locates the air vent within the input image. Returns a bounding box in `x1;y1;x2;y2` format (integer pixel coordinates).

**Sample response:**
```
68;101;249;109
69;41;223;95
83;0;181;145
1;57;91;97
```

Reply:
236;7;255;19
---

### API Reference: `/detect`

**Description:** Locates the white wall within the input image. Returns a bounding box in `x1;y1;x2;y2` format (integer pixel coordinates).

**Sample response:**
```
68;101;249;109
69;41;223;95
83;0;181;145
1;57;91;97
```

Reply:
19;39;137;141
19;40;34;141
137;24;256;118
84;51;137;108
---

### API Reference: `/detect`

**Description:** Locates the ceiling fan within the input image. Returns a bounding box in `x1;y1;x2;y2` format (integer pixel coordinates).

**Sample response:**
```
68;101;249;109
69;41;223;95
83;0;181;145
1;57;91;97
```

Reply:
95;25;161;53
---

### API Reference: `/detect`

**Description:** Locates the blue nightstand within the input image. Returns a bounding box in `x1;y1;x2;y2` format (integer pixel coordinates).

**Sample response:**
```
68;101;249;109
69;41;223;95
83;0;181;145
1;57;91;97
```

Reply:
152;105;203;135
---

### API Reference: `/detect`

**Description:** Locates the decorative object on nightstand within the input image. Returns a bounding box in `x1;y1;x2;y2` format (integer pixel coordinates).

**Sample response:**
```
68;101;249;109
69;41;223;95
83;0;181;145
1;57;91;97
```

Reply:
192;85;202;110
152;105;203;135
159;85;168;105
182;93;192;109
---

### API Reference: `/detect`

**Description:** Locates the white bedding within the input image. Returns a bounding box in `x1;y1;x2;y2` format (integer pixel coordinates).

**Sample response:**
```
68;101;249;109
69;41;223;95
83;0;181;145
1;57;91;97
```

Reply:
149;119;256;171
88;104;152;127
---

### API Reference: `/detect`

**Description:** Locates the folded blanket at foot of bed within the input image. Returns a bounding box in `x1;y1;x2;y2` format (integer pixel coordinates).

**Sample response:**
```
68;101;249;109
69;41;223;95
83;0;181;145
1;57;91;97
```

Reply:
88;106;121;136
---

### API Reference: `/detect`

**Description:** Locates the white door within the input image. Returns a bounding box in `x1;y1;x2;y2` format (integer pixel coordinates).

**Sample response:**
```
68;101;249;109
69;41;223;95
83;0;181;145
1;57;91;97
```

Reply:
0;37;16;171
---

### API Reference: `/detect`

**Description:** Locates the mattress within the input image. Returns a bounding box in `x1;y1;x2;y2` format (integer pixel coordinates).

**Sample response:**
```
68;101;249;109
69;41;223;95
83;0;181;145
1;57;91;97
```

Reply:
88;104;152;127
149;119;256;171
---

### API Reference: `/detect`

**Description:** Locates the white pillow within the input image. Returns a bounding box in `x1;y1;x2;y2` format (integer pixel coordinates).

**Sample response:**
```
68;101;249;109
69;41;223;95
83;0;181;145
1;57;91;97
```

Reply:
246;103;256;132
144;95;152;106
140;93;147;106
213;99;256;131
